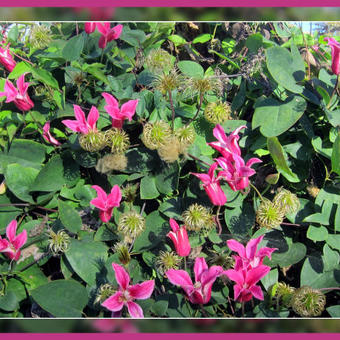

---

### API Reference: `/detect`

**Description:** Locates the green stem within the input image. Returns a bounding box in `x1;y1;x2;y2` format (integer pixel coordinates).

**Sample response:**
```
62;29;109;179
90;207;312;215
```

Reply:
187;153;211;167
186;92;204;126
18;252;49;273
168;90;176;132
249;182;264;202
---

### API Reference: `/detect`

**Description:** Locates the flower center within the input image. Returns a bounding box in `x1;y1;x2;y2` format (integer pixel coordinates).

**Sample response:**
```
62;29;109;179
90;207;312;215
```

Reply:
194;282;201;289
119;290;131;303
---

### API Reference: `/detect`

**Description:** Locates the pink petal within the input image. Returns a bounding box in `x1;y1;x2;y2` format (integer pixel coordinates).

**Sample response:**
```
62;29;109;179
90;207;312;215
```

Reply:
90;197;106;210
191;172;211;186
16;74;28;95
62;119;82;133
112;263;130;290
102;291;124;312
107;185;122;208
98;35;108;49
257;247;277;261
128;280;155;300
12;229;27;249
126;301;144;318
87;106;99;131
3;80;18;102
120;99;138;121
227;239;246;258
0;239;9;251
99;209;113;223
212;124;228;144
246;157;262;168
246;265;271;286
207;162;218;179
238;166;256;178
96;22;108;35
166;269;193;287
249;284;264;300
245;235;264;260
6;220;17;242
224;269;245;286
102;92;119;109
91;185;108;202
112;24;123;39
169;218;179;232
194;257;208;283
233;283;242;301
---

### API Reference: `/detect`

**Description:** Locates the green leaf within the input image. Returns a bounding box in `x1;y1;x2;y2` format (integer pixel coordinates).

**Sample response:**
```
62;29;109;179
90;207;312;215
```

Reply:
0;291;19;312
155;162;179;195
31;280;88;317
168;34;187;46
325;109;340;127
224;202;254;237
62;32;86;61
261;268;278;291
266;45;305;93
177;60;204;78
65;239;108;285
151;300;169;316
31;68;59;90
193;34;212;44
267;137;299;182
133;211;167;252
58;200;82;233
269;242;306;267
331;132;340;176
5;164;39;203
323;244;339;272
8;62;31;80
327;306;340;317
307;225;329;242
252;96;306;137
140;175;159;199
246;33;264;53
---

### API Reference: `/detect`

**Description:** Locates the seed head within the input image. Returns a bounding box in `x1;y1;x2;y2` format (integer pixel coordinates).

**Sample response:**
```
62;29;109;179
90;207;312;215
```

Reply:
273;188;300;215
182;203;215;233
273;282;296;308
291;286;326;317
204;101;231;124
48;230;70;255
113;241;131;265
118;210;146;242
145;49;174;74
175;124;196;148
95;153;128;173
104;128;130;154
256;198;285;230
153;68;181;94
307;185;320;199
157;136;181;163
30;25;52;49
95;283;116;304
79;131;107;152
122;183;139;203
141;120;172;150
156;250;182;275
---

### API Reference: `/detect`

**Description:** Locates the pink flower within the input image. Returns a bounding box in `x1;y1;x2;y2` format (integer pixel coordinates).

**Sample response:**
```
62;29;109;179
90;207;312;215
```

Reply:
42;121;61;146
0;74;34;111
167;218;191;257
84;22;97;34
227;235;277;270
224;264;270;302
91;319;138;333
62;105;99;134
216;154;262;192
208;124;247;161
166;257;224;305
0;220;27;261
191;162;227;206
90;185;122;223
324;37;340;75
102;93;138;129
102;263;155;318
0;44;16;72
96;23;123;49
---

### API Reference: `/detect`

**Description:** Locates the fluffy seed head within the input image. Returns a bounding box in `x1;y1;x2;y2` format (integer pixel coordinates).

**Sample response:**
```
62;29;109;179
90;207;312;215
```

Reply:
274;282;296;308
156;250;182;275
256;198;285;230
95;283;116;304
104;128;130;154
183;76;223;98
204;101;231;124
209;254;234;268
95;153;128;173
145;49;174;74
142;120;172;150
291;286;326;317
118;210;146;242
157;136;181;163
122;183;139;203
182;203;215;233
30;25;52;49
113;241;131;265
175;124;196;148
153;68;181;94
79;131;107;152
273;188;300;215
48;230;70;255
307;185;320;198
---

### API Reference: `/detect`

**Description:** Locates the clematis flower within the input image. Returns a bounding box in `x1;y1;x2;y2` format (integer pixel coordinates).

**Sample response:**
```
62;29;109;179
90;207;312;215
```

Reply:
224;264;270;302
324;37;340;75
0;74;34;111
166;257;224;305
167;218;191;257
216;154;262;192
208;124;247;161
62;105;99;134
90;185;122;223
96;23;123;49
226;235;277;270
0;44;16;72
102;263;155;318
84;22;97;34
191;162;227;206
0;220;27;261
42;121;61;146
102;93;138;129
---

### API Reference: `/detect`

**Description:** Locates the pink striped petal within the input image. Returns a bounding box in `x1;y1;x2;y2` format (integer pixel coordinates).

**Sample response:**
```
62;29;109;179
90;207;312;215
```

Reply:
120;99;138;121
126;301;144;318
194;257;208;283
87;106;99;131
227;239;246;258
112;24;123;39
91;185;107;202
166;269;193;288
6;220;17;242
249;284;264;300
128;280;154;300
12;229;27;249
112;263;130;290
245;235;264;260
107;185;122;207
169;218;179;232
102;291;124;312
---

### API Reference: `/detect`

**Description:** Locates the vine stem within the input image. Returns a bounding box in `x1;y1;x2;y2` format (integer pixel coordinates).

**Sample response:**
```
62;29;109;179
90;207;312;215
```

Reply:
319;287;340;292
12;52;34;65
215;205;222;235
249;182;264;202
184;256;187;271
18;252;50;273
187;153;211;167
186;92;203;126
168;90;176;132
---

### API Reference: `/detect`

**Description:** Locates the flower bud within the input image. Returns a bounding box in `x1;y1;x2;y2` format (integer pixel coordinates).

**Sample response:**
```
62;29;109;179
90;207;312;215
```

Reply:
265;173;280;185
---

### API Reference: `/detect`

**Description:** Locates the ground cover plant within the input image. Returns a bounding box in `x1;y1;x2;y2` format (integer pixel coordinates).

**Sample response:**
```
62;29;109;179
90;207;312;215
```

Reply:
0;21;340;318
